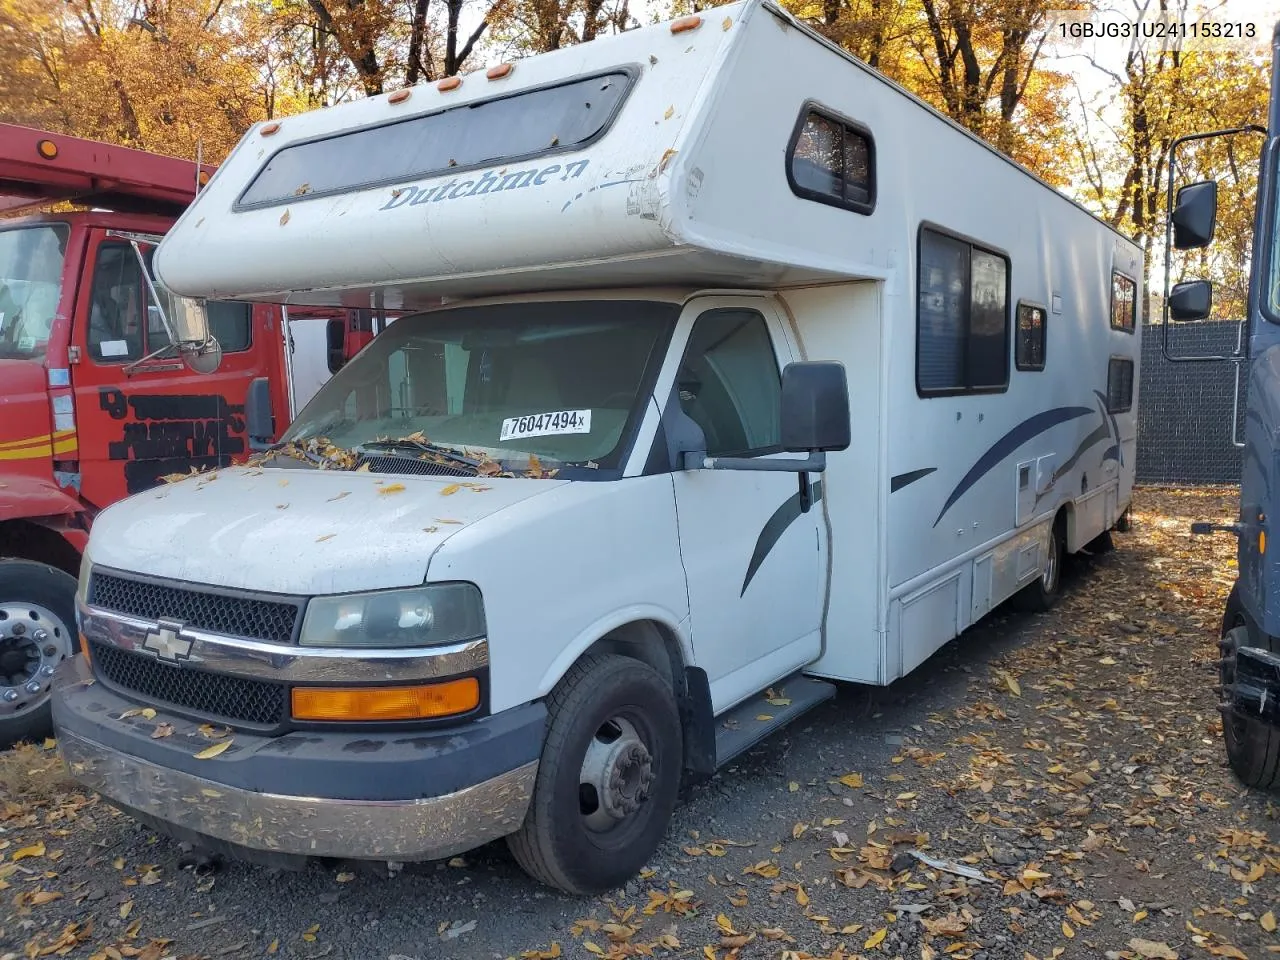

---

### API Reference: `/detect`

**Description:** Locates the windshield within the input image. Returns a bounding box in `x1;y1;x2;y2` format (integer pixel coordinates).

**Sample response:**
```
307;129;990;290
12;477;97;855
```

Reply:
0;224;68;360
280;300;679;474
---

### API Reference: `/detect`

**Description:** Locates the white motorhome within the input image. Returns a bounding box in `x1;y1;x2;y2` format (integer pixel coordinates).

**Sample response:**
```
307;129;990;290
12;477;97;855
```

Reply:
51;0;1142;894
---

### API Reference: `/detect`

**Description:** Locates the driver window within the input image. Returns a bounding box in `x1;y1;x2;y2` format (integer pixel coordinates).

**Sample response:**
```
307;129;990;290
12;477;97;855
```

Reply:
677;308;783;457
88;242;148;363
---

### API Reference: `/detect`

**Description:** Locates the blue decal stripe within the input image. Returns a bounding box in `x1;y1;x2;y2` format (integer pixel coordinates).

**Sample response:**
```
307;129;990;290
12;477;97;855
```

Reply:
891;467;937;492
1093;389;1124;467
934;407;1094;528
741;480;824;597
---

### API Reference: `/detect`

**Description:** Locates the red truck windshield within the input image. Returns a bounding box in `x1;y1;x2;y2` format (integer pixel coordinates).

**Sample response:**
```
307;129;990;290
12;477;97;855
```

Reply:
0;223;67;360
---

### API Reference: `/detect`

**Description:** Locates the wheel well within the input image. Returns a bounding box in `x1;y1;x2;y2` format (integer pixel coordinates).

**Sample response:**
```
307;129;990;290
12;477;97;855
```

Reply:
1055;504;1074;551
583;620;687;699
0;521;81;577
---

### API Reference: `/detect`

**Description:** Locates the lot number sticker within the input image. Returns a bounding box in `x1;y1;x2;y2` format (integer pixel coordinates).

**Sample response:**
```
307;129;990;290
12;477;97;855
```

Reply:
500;409;592;442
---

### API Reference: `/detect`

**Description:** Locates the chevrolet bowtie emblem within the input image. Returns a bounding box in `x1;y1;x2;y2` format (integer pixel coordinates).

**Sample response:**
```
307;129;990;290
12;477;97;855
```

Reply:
141;620;193;663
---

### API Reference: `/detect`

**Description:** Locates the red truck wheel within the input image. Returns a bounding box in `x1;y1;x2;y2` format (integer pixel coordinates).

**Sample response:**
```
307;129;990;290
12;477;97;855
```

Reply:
0;561;78;750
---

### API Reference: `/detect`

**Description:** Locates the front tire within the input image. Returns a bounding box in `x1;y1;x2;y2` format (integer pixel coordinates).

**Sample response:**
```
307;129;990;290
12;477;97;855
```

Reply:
0;561;79;749
507;653;683;895
1220;587;1280;791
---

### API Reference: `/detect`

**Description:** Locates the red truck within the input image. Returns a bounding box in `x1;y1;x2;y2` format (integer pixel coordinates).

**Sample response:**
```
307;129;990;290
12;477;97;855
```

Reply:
0;124;377;747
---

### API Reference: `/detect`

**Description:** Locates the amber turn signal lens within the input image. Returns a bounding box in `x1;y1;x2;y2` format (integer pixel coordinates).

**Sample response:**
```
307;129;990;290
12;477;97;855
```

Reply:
292;679;480;721
79;633;91;665
37;139;58;159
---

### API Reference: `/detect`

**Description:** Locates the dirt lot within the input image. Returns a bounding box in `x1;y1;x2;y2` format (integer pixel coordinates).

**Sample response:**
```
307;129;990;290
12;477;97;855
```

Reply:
1;487;1276;960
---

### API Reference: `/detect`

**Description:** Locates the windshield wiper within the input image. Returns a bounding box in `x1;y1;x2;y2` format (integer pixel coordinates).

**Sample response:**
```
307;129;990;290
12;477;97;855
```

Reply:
357;439;482;471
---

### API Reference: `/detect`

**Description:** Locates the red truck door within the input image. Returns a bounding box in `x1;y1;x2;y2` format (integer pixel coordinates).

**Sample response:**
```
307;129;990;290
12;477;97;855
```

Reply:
69;231;279;505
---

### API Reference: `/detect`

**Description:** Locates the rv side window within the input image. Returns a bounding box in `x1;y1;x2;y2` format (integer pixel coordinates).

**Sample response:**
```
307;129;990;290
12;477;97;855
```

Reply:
238;71;634;209
1107;357;1134;413
1111;272;1137;332
1015;302;1046;371
677;309;782;457
788;106;875;215
916;227;1010;395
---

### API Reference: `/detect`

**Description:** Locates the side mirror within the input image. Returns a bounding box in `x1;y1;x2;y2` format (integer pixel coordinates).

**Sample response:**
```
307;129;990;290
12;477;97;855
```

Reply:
245;377;275;450
780;361;851;453
1169;279;1213;322
1172;180;1218;250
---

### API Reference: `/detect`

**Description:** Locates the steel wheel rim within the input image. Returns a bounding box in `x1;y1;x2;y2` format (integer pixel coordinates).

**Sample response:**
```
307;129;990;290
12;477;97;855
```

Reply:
0;601;73;719
1044;535;1059;592
578;714;655;834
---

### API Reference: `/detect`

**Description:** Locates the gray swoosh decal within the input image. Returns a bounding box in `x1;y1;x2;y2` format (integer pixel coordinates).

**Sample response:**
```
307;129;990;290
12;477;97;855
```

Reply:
741;479;824;597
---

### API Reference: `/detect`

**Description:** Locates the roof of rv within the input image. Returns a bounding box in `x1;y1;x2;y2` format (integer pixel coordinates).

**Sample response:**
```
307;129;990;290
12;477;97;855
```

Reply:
154;0;1138;309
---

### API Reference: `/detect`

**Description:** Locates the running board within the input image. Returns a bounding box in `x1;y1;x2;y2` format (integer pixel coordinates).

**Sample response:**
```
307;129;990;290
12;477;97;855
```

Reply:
713;673;836;769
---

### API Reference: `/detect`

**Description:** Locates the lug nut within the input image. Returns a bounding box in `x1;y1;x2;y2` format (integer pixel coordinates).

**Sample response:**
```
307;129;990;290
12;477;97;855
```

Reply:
11;623;24;636
2;690;17;702
33;629;48;643
24;681;40;694
43;645;56;657
41;665;55;677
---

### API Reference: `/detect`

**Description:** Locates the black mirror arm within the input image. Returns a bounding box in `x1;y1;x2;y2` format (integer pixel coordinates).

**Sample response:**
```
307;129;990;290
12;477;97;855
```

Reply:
700;451;827;473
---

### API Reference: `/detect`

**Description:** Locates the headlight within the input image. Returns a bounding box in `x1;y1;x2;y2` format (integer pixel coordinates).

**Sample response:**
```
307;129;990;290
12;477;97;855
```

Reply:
299;583;485;648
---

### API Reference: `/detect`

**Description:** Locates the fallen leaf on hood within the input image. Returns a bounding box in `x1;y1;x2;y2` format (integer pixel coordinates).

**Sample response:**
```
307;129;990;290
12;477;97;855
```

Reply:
378;483;406;495
435;518;463;524
193;739;233;759
316;534;336;542
440;484;461;496
326;491;349;502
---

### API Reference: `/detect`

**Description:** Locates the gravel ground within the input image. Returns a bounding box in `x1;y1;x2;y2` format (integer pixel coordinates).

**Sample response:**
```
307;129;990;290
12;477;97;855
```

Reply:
1;487;1277;960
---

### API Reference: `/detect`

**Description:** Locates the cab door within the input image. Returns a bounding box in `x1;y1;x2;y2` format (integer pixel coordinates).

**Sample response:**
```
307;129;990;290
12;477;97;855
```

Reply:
70;232;267;507
662;297;827;713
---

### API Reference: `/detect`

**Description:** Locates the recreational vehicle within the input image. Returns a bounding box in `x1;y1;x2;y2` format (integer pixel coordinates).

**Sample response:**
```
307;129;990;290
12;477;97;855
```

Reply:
51;0;1142;893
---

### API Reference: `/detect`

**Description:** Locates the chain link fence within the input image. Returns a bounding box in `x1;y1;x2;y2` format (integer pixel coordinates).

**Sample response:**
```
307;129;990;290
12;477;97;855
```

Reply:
1136;320;1246;485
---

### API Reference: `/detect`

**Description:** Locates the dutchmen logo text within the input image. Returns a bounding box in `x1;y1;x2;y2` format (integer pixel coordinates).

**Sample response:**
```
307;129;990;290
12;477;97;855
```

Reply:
141;621;193;663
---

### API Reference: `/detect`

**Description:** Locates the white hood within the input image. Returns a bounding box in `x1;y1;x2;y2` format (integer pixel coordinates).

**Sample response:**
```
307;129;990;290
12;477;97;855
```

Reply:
86;466;566;595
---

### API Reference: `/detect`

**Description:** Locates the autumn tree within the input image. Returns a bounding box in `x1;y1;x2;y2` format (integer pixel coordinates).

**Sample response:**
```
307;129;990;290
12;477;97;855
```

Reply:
1072;0;1269;320
0;0;271;160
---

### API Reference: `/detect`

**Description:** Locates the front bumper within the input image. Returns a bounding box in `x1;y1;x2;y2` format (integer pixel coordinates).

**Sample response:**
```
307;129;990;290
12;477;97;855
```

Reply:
1230;645;1280;730
51;658;544;863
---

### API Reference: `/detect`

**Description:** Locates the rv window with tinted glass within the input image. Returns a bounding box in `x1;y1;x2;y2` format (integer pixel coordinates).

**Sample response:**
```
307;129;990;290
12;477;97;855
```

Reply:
238;71;634;209
916;227;1010;395
1016;302;1046;371
1111;272;1137;331
788;106;875;214
1107;357;1134;412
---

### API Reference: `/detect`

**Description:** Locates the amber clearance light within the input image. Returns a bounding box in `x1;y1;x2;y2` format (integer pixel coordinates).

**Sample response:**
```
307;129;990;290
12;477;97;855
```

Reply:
37;139;58;160
292;679;480;721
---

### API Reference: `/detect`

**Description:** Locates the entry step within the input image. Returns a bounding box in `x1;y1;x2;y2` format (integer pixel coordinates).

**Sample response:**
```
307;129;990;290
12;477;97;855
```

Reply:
713;673;836;768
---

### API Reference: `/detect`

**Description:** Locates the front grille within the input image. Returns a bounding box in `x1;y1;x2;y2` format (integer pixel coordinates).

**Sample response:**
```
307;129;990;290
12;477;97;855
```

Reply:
89;573;300;644
91;641;287;728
